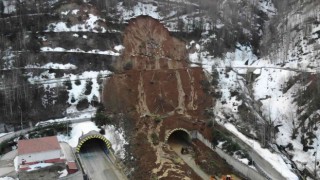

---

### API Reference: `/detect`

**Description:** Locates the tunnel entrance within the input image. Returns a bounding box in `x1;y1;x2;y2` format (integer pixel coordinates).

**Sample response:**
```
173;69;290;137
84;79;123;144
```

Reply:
167;130;191;145
75;131;112;153
166;129;195;159
79;138;109;154
167;129;192;154
77;133;121;180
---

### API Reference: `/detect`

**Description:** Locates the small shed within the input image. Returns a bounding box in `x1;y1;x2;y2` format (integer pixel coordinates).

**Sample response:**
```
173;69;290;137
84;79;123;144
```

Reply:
67;161;78;174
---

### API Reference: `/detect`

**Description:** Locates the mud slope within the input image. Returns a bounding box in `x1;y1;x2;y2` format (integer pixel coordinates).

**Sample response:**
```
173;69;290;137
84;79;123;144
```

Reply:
103;16;213;180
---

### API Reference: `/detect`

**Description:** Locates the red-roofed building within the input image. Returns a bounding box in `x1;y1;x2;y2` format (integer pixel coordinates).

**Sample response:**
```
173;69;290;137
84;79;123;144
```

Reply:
67;161;78;174
18;136;63;166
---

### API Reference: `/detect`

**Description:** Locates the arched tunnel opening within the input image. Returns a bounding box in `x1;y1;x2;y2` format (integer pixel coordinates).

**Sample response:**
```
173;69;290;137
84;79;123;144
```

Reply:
77;135;121;179
167;130;192;153
77;137;111;155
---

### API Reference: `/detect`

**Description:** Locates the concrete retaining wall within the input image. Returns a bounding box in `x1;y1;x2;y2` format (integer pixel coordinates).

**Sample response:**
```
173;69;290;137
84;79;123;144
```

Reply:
193;131;267;180
228;135;286;180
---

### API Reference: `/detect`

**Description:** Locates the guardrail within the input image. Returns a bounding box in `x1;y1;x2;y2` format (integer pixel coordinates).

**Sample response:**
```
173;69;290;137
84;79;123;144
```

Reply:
192;131;267;180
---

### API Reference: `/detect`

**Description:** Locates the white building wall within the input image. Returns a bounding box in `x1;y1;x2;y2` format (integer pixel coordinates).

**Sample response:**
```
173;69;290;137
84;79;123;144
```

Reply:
19;150;61;164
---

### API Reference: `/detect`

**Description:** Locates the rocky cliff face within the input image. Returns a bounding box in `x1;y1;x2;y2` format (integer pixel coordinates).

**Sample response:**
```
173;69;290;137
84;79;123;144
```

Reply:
103;16;213;179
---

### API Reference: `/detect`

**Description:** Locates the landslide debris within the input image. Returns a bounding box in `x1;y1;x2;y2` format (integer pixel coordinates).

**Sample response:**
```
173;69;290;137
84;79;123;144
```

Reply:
103;16;213;179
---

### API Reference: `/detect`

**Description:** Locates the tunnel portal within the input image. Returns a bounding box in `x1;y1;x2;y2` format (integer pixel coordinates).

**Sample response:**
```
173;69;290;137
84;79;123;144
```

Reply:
76;131;112;153
165;128;191;144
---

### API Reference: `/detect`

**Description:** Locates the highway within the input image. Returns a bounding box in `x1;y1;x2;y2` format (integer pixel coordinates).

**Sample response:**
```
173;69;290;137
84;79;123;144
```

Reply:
79;145;124;180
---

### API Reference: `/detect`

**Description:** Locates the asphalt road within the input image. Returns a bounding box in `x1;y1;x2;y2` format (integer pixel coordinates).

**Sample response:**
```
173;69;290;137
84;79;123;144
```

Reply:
79;145;123;180
168;135;210;180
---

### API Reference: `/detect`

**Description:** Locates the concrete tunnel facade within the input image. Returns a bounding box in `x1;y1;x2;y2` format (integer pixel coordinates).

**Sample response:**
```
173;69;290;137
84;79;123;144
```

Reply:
75;130;112;153
164;128;192;143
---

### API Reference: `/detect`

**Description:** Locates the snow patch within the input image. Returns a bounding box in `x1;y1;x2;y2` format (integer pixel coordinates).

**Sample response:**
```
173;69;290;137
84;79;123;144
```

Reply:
104;125;128;159
58;169;68;178
57;122;128;159
57;121;100;147
114;45;125;52
224;123;299;180
27;163;53;172
117;2;161;20
41;47;121;56
3;0;16;14
25;63;77;70
0;177;16;180
14;156;18;171
46;14;106;33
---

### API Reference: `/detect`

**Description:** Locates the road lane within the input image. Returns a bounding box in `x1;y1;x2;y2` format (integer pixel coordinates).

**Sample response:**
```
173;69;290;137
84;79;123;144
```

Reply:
79;145;122;180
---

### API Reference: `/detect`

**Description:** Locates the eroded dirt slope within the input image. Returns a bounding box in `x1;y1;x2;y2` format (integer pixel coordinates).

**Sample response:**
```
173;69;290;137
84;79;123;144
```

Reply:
103;16;213;180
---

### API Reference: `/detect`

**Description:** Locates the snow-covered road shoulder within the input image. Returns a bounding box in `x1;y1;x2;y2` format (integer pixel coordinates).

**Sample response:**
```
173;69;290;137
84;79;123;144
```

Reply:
223;123;299;180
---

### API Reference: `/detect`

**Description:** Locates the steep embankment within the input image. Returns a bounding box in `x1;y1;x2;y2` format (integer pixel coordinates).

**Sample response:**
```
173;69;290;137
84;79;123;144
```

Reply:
103;16;213;179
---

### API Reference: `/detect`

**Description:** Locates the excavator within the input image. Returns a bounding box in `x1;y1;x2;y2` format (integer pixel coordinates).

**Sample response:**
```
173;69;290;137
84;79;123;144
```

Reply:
210;175;234;180
221;175;233;180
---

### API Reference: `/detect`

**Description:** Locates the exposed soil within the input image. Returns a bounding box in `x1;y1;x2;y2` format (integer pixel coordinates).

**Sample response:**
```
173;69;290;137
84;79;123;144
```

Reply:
193;140;243;179
103;16;214;179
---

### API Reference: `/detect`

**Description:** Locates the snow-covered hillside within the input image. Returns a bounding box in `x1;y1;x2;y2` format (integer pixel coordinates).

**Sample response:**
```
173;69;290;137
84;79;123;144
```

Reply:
1;0;320;179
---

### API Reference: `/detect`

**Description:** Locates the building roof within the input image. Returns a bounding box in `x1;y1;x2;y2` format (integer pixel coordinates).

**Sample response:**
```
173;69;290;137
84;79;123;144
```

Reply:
67;161;78;170
18;136;61;155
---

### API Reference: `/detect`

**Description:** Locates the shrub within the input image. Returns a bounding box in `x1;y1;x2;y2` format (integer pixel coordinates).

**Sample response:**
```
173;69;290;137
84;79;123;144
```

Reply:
123;61;133;70
76;98;89;111
210;69;219;86
200;79;211;93
92;112;111;127
64;80;72;90
75;79;81;85
84;80;93;95
151;132;159;145
154;115;163;123
99;128;106;135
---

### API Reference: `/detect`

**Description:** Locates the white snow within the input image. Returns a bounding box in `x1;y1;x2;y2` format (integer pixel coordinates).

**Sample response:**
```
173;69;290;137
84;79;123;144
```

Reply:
46;14;106;33
0;177;16;180
253;68;297;122
72;9;79;15
114;45;125;52
117;2;161;20
27;163;53;171
57;121;100;147
35;110;96;127
27;70;58;88
57;122;128;159
194;41;301;179
0;133;8;138
65;70;111;106
224;123;299;180
41;47;66;52
58;169;68;178
41;47;121;56
25;63;77;70
104;125;128;159
14;156;18;171
27;70;111;112
1;49;15;70
258;0;276;17
61;10;70;16
3;0;16;14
